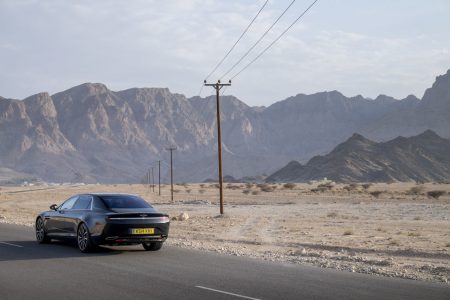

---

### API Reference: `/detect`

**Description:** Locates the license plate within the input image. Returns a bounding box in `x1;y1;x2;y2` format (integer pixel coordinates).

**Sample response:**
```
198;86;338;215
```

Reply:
131;228;154;235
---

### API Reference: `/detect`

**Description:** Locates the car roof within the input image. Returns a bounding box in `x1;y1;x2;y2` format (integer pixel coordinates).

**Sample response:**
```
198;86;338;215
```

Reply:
85;193;139;197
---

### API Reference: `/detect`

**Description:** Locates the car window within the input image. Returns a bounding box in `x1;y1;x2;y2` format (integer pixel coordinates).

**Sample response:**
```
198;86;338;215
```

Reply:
99;195;152;209
59;196;78;210
92;196;108;210
72;195;92;210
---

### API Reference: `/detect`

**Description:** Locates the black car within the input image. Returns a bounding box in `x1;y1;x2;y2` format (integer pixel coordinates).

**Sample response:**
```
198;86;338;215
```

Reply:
35;193;170;252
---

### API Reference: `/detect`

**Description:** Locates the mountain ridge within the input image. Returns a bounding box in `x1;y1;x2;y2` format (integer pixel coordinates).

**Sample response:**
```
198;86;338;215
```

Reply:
0;70;449;183
266;130;450;183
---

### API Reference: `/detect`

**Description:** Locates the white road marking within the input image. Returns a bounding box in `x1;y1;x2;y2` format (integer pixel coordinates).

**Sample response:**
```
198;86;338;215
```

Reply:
195;285;261;300
0;241;23;248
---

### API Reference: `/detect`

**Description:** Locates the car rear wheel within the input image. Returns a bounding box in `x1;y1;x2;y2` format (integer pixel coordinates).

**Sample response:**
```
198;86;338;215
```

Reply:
77;223;96;253
142;242;163;251
36;218;50;244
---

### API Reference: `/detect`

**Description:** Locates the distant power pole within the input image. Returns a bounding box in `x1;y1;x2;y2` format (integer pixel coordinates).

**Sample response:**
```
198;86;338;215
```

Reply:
147;168;150;190
151;167;155;192
158;160;161;196
204;80;231;215
166;147;177;202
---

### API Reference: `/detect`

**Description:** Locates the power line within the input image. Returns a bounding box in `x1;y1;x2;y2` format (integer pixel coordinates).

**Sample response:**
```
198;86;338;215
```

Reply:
220;0;297;80
230;0;319;80
198;0;269;97
205;0;269;82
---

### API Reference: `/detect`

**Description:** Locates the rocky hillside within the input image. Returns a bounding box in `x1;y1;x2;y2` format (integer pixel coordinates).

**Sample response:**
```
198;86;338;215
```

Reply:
266;130;450;183
0;70;449;183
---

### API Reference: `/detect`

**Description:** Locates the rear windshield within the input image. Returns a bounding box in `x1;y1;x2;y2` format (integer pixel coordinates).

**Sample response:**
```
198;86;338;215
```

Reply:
98;195;152;209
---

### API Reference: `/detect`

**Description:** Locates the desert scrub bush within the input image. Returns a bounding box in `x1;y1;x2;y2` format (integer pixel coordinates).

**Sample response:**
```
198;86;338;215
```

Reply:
245;183;253;189
407;186;425;195
251;190;260;195
413;216;421;221
343;230;353;236
173;189;181;193
361;183;372;190
370;190;383;198
186;189;191;194
407;232;421;237
327;212;338;218
343;183;358;192
283;183;296;190
389;240;400;246
318;182;334;191
242;189;251;195
445;242;450;247
427;190;446;199
198;189;205;194
261;186;275;192
199;183;205;188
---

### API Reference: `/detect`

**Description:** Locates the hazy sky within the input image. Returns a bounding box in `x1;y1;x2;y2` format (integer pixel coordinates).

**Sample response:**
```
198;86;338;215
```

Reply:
1;0;449;106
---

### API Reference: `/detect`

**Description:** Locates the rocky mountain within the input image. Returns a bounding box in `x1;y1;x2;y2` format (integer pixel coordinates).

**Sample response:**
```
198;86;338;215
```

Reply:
266;130;450;183
0;70;449;183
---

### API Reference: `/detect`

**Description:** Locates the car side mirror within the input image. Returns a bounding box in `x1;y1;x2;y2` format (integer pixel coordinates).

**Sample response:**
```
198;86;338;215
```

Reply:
50;204;58;211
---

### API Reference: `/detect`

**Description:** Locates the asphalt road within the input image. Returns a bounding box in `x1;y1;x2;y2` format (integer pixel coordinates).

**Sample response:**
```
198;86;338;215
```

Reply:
0;223;448;300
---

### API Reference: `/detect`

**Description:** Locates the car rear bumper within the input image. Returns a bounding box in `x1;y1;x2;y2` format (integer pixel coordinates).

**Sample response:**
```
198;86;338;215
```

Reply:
95;219;170;246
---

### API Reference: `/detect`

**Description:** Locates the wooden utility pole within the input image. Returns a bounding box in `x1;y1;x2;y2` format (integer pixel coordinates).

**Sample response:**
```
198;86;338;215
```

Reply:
204;80;231;215
166;147;177;202
151;167;155;192
158;160;161;196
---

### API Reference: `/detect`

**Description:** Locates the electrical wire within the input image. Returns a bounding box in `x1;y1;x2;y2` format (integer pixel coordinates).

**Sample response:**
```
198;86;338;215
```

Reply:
220;0;297;80
230;0;319;80
205;0;269;82
198;0;269;97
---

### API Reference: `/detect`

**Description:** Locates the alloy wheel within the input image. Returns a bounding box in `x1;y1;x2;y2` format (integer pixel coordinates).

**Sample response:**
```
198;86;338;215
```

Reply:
77;224;88;251
36;218;44;242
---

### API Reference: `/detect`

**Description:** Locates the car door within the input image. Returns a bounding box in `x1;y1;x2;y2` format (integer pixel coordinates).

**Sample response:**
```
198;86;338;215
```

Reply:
52;196;78;236
62;195;93;236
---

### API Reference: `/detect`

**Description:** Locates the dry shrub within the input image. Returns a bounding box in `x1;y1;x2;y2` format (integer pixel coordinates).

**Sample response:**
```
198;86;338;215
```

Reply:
318;182;333;191
186;189;191;194
245;183;253;189
283;183;296;190
251;190;260;195
242;189;251;195
200;184;205;188
370;191;383;198
173;189;181;193
199;189;205;194
361;183;372;190
389;240;400;246
413;216;421;221
427;190;445;199
261;186;275;192
408;186;425;195
408;232;421;237
327;212;338;218
343;230;353;236
343;183;359;192
445;242;450;247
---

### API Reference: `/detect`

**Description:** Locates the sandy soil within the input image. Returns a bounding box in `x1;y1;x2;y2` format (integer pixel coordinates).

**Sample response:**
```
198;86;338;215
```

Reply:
0;182;449;284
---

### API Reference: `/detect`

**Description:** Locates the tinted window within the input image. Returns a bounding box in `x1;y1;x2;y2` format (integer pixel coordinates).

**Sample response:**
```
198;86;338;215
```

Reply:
72;195;92;210
59;196;78;210
93;196;108;210
99;195;151;209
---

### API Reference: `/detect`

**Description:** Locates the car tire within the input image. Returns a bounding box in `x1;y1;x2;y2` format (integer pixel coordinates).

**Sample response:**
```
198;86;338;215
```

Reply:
142;242;163;251
36;218;51;244
77;223;96;253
